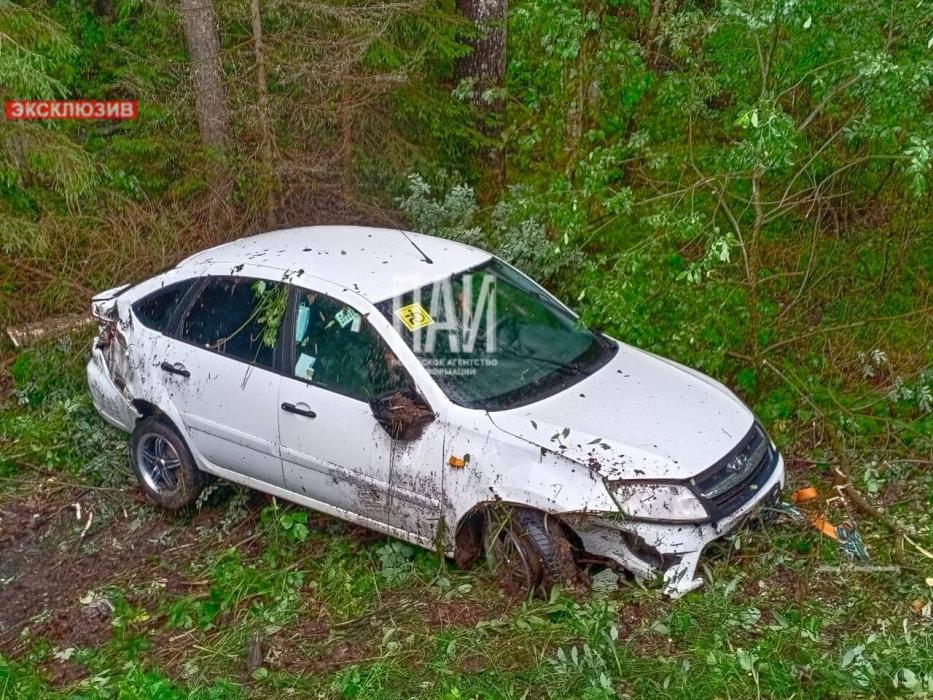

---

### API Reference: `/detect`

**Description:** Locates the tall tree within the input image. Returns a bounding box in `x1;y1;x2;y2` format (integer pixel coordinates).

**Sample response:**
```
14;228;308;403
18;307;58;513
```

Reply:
455;0;507;183
250;0;277;228
180;0;230;151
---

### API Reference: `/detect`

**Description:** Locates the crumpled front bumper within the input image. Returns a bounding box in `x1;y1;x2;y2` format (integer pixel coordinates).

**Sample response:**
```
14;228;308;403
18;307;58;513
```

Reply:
571;454;785;597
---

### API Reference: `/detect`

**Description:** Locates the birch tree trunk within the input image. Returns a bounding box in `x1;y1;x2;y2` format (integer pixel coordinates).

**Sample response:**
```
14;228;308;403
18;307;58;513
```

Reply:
455;0;507;185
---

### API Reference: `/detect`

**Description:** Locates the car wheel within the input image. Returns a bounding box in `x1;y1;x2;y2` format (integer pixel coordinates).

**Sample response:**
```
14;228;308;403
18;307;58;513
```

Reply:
130;416;207;510
485;508;587;597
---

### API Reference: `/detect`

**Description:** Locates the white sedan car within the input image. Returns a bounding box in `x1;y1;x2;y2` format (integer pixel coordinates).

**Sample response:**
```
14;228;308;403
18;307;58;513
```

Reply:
88;225;784;597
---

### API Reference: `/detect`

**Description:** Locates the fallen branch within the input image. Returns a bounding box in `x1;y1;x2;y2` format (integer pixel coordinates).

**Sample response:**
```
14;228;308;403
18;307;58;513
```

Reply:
762;359;932;564
762;307;931;355
6;313;95;348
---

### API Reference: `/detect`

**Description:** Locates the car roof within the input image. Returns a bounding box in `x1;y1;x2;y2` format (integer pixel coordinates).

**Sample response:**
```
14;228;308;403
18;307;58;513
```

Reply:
178;225;492;302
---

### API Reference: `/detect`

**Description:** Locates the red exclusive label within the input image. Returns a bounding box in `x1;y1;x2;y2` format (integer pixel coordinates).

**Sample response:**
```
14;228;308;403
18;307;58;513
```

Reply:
5;100;138;120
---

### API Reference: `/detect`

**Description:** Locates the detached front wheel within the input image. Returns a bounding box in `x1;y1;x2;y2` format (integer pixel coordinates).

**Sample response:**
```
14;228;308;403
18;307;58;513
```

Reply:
485;508;587;597
130;416;206;510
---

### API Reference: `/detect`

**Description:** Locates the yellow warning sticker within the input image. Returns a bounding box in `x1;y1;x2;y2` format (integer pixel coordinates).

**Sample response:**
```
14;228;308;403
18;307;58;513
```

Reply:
395;303;434;331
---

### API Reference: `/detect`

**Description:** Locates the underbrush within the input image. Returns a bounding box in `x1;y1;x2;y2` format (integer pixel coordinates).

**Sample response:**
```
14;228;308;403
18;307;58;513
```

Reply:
1;333;931;699
1;334;128;485
3;540;931;698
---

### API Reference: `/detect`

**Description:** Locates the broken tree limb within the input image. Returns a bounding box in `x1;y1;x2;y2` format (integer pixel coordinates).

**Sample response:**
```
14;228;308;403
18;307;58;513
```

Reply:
830;466;933;561
762;359;933;563
762;307;931;355
5;313;95;349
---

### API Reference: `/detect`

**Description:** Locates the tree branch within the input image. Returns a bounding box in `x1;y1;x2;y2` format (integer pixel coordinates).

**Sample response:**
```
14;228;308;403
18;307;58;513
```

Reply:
763;308;931;355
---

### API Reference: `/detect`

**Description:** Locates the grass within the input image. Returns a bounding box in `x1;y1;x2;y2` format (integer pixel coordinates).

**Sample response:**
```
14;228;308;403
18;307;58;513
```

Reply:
1;336;931;699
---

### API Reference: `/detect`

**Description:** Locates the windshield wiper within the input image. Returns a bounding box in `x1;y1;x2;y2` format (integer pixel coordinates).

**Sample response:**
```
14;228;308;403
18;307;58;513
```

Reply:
496;345;592;376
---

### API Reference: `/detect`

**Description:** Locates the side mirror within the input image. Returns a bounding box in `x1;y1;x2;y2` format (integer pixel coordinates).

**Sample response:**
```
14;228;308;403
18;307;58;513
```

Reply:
370;389;434;441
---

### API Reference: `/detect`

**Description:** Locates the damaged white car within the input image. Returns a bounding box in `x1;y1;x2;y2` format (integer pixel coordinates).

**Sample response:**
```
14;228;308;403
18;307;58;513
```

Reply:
88;225;784;597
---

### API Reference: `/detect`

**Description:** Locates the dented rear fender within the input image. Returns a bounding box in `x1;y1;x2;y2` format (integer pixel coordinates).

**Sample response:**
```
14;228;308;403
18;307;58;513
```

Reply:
91;283;131;321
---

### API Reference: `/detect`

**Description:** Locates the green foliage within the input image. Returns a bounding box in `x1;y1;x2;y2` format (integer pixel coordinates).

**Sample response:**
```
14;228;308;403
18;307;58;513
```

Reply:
216;0;473;211
5;656;175;699
0;0;477;324
375;540;416;585
1;337;127;483
0;0;76;99
0;1;931;697
397;172;483;247
485;0;933;458
0;0;201;324
259;501;310;544
397;172;575;280
164;548;305;634
251;280;288;349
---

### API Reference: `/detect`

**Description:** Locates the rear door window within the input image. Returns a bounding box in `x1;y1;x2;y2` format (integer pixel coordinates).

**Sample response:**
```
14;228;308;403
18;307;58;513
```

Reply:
132;279;195;332
178;276;285;370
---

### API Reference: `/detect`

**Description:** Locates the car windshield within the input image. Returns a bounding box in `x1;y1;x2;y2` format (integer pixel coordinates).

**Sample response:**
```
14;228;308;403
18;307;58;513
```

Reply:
375;259;616;410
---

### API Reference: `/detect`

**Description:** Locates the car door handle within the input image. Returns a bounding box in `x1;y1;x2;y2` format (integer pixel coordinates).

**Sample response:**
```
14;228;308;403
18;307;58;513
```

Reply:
160;361;190;378
281;402;316;418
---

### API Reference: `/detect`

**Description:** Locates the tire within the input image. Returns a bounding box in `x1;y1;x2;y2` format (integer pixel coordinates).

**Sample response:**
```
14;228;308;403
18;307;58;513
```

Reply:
486;508;587;597
130;416;207;510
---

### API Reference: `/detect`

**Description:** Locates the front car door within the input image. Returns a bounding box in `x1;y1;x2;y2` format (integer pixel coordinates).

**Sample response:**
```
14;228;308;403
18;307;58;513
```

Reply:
278;282;444;545
157;273;287;487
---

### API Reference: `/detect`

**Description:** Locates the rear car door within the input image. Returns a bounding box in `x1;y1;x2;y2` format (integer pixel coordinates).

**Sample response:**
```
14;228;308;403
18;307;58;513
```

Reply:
156;275;286;487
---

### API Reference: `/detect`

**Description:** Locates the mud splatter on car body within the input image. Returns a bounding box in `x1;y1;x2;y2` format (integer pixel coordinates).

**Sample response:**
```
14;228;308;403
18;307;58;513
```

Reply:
88;226;784;597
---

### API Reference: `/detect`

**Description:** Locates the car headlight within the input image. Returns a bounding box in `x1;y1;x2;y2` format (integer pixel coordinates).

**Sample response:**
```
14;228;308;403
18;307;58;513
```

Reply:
605;481;709;523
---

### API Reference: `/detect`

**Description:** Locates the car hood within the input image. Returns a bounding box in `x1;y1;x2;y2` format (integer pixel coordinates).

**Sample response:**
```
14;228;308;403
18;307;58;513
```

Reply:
486;341;754;481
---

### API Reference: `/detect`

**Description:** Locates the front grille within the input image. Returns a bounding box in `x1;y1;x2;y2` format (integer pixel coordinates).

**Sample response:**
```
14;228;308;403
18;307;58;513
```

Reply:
691;423;778;518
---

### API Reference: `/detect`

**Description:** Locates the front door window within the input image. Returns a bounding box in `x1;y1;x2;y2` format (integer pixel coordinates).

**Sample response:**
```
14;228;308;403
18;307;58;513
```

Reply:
291;291;407;399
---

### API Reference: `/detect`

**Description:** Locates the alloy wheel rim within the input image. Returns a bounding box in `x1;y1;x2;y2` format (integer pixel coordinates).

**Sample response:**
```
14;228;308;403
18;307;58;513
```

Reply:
137;434;182;494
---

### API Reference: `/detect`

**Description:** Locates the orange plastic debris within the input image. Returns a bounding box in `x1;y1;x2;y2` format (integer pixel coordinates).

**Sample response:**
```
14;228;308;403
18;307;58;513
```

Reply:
448;455;465;469
807;515;841;541
792;486;819;504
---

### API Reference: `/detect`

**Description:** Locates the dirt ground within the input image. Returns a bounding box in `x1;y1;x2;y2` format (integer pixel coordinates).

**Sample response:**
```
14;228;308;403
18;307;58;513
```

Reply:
0;480;252;680
3;490;161;648
0;476;505;690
